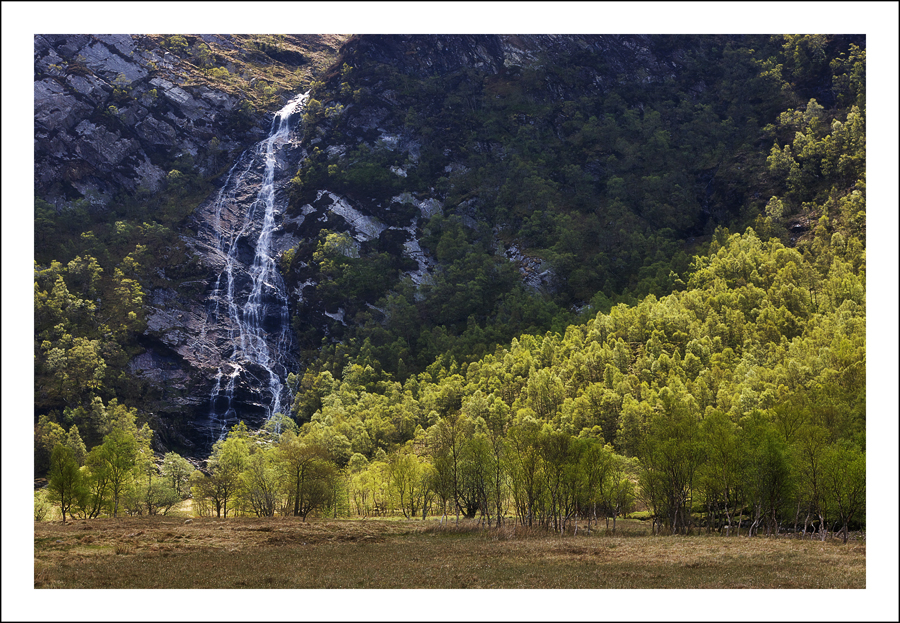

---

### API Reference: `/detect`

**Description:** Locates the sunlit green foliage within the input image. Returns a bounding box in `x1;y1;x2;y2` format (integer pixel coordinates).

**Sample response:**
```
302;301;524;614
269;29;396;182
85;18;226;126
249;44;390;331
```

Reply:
273;224;864;534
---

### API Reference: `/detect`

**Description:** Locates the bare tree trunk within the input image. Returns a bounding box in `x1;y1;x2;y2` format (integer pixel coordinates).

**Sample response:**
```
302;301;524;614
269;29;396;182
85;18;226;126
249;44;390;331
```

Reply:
749;503;762;537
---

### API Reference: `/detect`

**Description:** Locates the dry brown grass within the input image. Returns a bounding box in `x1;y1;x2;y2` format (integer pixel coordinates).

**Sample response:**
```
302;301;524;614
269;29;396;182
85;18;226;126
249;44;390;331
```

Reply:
33;517;865;589
142;34;349;109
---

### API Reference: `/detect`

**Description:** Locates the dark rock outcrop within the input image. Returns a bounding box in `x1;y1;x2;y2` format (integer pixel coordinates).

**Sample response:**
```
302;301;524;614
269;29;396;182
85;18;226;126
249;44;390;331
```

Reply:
33;34;269;209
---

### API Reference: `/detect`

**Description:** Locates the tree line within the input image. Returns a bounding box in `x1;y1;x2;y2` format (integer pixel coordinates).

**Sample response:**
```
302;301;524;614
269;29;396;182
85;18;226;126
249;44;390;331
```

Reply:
40;226;865;543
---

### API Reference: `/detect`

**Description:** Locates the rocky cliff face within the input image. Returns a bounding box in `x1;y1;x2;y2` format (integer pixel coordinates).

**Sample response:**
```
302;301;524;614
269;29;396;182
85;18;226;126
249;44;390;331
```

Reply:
34;34;345;209
35;35;244;208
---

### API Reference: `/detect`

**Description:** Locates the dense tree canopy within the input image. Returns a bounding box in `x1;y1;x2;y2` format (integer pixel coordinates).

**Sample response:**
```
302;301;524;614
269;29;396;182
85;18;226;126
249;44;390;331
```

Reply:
281;34;866;384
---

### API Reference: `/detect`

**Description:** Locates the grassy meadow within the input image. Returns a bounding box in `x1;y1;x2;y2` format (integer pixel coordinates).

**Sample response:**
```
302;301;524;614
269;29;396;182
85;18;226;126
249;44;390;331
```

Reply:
33;516;865;589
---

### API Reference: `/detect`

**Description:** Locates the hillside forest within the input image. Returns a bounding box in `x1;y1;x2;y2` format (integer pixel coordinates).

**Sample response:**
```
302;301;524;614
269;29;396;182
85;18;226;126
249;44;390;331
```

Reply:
34;34;867;540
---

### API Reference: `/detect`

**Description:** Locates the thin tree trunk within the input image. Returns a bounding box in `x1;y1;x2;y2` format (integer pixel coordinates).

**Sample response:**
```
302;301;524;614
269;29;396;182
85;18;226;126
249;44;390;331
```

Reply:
294;469;301;517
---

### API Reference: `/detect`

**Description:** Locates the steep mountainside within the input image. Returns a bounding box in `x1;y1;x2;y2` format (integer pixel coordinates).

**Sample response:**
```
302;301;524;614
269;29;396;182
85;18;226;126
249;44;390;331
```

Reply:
34;34;865;459
280;34;864;378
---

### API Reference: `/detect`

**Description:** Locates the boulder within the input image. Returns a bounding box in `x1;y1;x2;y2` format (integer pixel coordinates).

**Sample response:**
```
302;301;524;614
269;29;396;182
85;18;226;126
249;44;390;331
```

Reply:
132;155;167;192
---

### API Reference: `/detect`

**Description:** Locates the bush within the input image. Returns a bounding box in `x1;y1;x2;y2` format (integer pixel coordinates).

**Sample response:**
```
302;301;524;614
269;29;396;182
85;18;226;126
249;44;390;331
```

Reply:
163;35;189;57
34;489;54;522
207;67;230;82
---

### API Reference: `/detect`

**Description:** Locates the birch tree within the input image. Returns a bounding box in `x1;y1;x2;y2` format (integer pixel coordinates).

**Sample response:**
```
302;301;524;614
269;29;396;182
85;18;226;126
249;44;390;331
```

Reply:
47;445;86;522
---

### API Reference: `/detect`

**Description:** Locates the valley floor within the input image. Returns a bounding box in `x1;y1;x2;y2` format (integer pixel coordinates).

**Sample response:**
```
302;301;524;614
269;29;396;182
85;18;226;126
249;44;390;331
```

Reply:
33;516;865;589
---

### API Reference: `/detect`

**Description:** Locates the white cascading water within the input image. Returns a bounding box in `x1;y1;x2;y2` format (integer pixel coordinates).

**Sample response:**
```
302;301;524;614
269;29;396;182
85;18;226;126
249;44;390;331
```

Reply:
206;92;309;441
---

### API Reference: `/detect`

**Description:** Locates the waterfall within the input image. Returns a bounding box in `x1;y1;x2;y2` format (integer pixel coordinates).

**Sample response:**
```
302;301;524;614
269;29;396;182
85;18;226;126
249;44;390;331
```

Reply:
206;91;309;442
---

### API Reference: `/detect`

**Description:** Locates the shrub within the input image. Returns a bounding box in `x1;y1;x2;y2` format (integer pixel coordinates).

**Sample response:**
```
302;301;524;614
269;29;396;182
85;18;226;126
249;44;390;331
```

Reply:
34;489;54;522
163;35;189;57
